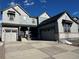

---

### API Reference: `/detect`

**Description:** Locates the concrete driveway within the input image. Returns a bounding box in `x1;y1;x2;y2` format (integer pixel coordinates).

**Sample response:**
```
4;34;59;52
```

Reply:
5;41;79;59
0;42;5;59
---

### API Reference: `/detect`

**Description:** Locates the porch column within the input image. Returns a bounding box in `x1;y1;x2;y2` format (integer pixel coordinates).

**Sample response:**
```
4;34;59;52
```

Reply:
38;29;41;40
18;26;21;41
27;27;31;40
38;29;40;39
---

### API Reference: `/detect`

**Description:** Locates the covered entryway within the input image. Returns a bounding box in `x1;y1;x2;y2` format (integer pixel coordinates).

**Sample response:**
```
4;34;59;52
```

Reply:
20;27;38;40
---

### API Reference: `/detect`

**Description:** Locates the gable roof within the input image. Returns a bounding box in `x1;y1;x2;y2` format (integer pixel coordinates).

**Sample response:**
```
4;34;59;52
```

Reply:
72;17;79;24
0;4;30;16
72;17;79;21
38;11;79;27
39;11;66;26
39;11;50;17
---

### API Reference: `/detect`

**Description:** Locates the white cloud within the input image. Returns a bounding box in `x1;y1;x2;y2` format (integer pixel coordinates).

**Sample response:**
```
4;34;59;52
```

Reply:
24;0;28;3
73;11;79;15
10;2;16;6
25;2;34;5
39;0;47;3
24;0;34;6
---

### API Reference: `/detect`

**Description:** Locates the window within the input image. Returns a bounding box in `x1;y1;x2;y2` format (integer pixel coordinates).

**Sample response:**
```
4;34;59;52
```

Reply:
9;14;14;20
7;11;15;20
63;23;71;32
62;20;72;33
32;19;35;23
5;29;11;32
12;30;17;32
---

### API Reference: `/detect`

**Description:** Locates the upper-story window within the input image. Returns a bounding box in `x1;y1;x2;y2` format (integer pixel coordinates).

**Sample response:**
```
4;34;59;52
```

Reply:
32;19;35;23
7;11;15;20
62;20;72;33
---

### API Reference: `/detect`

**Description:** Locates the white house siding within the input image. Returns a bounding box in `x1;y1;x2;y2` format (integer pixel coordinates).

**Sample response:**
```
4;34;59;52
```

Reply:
2;8;21;24
2;27;18;42
57;13;79;40
68;23;79;39
38;12;50;24
2;6;37;26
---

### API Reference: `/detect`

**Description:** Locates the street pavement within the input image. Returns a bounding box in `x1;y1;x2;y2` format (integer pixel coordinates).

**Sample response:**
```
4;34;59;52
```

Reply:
4;41;79;59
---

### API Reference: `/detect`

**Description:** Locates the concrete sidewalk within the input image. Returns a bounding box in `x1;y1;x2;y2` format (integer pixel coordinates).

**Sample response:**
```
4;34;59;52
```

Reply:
5;41;79;59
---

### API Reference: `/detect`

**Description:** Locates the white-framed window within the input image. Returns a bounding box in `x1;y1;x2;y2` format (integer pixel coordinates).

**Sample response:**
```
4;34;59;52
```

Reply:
62;20;72;33
5;29;11;32
12;30;17;32
63;23;71;32
7;11;15;20
32;19;35;23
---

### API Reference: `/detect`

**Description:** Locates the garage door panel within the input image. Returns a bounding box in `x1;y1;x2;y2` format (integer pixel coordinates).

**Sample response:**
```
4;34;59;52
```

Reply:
4;29;17;42
11;33;17;41
41;29;55;40
5;33;11;41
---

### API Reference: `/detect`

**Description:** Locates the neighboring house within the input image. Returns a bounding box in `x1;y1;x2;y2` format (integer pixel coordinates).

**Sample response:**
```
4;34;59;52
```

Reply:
38;11;79;41
0;5;37;42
